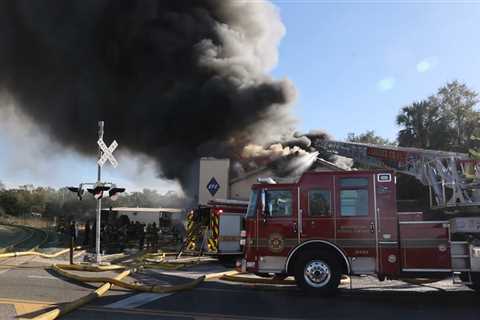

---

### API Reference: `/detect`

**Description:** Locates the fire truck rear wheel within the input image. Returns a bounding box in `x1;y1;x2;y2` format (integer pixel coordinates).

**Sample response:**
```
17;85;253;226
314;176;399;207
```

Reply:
294;252;341;295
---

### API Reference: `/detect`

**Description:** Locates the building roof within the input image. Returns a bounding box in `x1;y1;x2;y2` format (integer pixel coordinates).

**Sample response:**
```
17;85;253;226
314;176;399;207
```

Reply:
230;157;346;185
110;207;183;213
229;166;272;184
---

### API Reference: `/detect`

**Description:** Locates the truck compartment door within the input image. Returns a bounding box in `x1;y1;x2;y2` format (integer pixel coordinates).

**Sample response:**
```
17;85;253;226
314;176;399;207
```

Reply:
335;175;377;274
218;214;242;253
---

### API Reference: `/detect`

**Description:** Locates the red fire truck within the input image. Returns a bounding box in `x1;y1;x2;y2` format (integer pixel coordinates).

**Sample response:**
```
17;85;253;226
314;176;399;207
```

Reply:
238;140;480;295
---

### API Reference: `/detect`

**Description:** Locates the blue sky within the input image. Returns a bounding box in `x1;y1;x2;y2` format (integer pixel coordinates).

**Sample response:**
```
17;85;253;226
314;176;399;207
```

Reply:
271;1;480;140
1;1;480;190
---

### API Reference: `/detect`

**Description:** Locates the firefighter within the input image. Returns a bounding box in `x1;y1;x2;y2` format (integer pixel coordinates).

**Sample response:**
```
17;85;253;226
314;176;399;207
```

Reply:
172;221;186;244
137;222;145;250
91;222;96;249
69;220;77;245
145;223;152;249
83;220;90;246
151;222;159;251
127;221;135;242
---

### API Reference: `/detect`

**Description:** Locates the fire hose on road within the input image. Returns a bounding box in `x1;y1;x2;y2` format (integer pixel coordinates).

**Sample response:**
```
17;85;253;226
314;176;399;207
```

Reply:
25;268;132;320
0;246;83;259
7;247;328;320
24;262;238;320
51;264;205;293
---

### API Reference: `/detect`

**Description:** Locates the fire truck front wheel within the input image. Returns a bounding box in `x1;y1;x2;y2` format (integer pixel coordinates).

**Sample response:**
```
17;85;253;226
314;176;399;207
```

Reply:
294;252;341;295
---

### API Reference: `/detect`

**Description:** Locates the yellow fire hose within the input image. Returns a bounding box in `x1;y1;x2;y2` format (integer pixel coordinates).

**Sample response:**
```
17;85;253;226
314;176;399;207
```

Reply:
0;246;83;259
204;270;240;280
25;269;132;320
51;264;205;294
217;273;350;285
142;253;216;270
54;263;125;272
25;261;208;320
220;274;297;285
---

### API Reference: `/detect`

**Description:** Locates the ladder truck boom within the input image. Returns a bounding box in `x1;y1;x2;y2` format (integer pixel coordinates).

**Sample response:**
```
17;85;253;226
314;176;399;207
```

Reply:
313;139;480;208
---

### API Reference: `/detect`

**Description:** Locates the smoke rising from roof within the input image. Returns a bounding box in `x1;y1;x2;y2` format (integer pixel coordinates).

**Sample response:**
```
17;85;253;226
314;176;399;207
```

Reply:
237;129;352;178
0;0;296;188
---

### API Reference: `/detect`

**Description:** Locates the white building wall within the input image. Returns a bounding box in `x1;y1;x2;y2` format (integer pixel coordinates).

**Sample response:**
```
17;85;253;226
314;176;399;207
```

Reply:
198;158;230;205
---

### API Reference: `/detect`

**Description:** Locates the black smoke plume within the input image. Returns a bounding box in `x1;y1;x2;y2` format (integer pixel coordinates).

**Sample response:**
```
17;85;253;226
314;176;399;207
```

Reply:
0;0;295;187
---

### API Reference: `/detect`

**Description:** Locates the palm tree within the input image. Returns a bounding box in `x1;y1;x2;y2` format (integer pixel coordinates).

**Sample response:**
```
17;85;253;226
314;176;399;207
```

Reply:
396;99;451;150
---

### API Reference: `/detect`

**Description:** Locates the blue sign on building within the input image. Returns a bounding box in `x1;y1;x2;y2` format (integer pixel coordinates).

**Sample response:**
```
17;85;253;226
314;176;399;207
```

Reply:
206;177;220;196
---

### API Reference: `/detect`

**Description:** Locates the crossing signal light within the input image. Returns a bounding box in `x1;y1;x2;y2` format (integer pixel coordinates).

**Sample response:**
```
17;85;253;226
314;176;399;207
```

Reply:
87;186;111;199
67;186;86;200
87;186;125;200
109;187;125;201
67;185;125;200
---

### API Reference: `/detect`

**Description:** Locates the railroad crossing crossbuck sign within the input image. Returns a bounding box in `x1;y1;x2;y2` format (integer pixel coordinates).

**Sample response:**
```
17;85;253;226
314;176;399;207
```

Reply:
97;139;118;168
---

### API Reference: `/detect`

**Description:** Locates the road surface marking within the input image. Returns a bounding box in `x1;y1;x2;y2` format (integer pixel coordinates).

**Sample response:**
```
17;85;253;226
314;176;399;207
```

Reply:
104;293;172;309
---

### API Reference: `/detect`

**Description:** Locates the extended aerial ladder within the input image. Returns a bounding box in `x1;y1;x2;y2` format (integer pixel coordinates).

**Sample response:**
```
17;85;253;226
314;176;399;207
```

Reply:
313;140;480;209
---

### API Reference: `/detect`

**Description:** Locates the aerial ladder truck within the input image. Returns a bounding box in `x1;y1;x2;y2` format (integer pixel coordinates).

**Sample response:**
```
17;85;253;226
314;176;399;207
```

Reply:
238;140;480;294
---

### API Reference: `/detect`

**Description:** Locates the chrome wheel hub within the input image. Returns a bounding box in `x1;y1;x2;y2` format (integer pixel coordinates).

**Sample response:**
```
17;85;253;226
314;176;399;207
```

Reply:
304;260;331;288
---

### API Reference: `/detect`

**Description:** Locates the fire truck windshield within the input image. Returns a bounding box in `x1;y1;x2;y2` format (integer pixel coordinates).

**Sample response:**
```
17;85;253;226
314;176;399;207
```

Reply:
246;190;258;218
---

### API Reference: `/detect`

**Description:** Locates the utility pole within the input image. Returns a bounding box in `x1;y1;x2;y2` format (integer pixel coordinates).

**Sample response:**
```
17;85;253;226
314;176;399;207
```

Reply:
96;121;104;264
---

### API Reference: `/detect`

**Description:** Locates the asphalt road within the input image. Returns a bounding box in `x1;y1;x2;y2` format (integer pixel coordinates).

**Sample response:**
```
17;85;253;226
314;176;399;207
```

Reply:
0;255;478;320
0;224;51;252
65;269;480;320
0;225;28;249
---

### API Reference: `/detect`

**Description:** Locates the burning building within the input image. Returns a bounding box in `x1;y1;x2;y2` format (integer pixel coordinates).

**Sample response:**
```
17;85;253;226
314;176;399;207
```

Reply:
0;1;351;197
190;154;348;206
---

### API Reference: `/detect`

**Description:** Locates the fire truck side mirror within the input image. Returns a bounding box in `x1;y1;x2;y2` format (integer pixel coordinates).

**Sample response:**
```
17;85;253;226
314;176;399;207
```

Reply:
260;190;266;216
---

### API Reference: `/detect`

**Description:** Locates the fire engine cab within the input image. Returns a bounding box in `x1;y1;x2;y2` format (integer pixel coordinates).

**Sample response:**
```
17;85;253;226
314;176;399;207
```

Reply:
239;169;480;294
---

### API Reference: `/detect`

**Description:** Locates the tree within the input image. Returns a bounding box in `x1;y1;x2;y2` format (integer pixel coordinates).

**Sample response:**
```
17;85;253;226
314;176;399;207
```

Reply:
0;191;19;216
0;180;4;190
434;80;480;152
0;185;184;220
397;81;480;152
347;130;395;145
397;99;451;150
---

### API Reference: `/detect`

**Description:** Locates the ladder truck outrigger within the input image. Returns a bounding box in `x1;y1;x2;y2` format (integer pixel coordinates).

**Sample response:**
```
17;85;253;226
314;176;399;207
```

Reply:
238;140;480;294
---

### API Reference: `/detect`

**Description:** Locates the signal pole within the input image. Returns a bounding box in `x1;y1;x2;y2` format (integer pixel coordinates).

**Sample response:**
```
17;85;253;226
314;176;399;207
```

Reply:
67;121;120;265
96;121;104;264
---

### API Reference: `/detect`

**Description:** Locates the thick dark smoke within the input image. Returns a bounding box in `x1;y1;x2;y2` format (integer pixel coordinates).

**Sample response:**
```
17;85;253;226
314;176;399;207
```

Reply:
0;0;295;187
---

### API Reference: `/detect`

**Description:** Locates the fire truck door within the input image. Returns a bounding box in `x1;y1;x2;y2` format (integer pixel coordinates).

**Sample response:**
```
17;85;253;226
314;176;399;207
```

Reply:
299;176;335;241
256;187;298;273
335;175;378;274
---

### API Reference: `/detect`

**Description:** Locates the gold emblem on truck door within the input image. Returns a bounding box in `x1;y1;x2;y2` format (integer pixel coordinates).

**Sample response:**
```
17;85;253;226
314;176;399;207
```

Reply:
268;233;285;253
